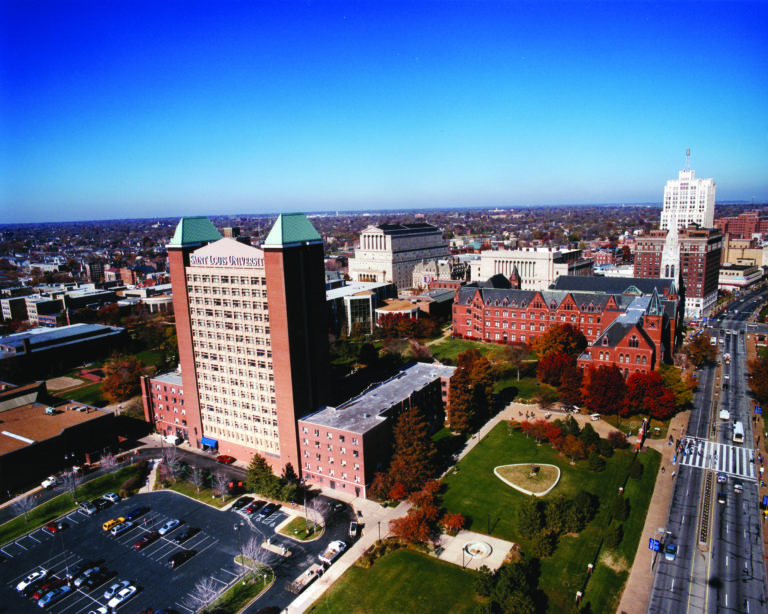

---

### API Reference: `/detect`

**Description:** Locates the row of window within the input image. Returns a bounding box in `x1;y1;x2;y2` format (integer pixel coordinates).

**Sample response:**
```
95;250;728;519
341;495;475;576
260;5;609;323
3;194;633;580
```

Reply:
304;464;361;483
302;428;359;445
187;275;266;285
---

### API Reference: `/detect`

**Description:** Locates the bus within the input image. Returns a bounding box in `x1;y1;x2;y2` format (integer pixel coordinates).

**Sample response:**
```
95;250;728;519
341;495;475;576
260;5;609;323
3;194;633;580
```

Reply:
733;421;745;444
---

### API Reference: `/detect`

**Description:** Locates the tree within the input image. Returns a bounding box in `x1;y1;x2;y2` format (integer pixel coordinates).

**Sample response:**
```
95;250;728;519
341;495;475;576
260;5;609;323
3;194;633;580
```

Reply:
611;494;630;521
390;511;432;545
682;334;718;367
213;471;230;502
748;358;768;407
581;365;626;416
387;406;437;494
533;386;558;410
605;523;623;550
588;451;606;472
608;430;628;449
529;529;558;558
579;423;599;449
60;469;81;504
647;388;677;421
102;448;119;474
246;453;283;499
440;512;466;536
532;323;587;359
503;591;538;614
12;494;35;523
101;354;145;404
564;490;596;533
190;467;206;493
307;497;331;531
503;345;527;381
517;496;544;538
562;434;586;463
239;536;279;582
184;576;219;613
448;349;495;434
624;371;678;420
558;363;583;407
537;351;572;387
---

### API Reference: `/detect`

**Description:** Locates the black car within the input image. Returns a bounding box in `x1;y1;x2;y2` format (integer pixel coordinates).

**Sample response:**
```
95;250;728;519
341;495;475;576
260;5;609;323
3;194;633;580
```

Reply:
92;498;111;511
171;527;198;545
80;571;112;592
258;503;279;518
168;550;196;569
125;506;150;521
231;496;254;512
66;560;95;581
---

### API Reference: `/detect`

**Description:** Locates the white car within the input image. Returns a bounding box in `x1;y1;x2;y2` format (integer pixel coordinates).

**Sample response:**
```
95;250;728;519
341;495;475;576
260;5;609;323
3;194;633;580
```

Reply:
110;521;133;536
87;608;108;614
103;492;120;503
41;476;58;489
74;567;101;588
103;580;130;600
158;519;180;535
107;585;137;609
16;569;48;592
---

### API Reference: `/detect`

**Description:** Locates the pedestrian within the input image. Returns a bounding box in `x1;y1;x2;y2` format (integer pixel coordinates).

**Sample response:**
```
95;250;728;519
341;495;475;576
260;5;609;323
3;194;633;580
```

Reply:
661;466;665;474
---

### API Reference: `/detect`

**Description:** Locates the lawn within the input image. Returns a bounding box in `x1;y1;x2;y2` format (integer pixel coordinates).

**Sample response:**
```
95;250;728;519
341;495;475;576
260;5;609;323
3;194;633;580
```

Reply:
162;479;229;508
211;571;273;614
441;421;660;614
278;516;323;541
493;375;555;400
136;349;164;367
0;464;146;545
430;338;507;364
307;549;484;614
60;381;107;407
599;413;672;439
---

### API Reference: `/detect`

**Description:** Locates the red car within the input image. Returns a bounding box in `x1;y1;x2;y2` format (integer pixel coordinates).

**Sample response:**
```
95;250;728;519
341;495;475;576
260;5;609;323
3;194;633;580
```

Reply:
32;578;65;601
43;521;65;535
133;531;159;550
216;455;236;464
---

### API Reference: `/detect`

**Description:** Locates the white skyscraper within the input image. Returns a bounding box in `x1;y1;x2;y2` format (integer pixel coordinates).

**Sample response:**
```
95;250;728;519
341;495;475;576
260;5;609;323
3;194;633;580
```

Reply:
659;151;716;279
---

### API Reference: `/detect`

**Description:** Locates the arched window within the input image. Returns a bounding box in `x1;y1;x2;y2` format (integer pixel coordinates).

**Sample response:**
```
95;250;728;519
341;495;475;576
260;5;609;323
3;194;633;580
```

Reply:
636;355;641;364
641;355;647;365
629;335;639;348
602;337;609;346
599;352;603;360
550;300;557;309
485;298;491;305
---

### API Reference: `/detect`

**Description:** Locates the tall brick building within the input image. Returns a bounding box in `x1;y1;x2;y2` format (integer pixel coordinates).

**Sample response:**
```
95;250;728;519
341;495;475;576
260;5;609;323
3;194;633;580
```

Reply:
165;214;328;474
715;210;768;239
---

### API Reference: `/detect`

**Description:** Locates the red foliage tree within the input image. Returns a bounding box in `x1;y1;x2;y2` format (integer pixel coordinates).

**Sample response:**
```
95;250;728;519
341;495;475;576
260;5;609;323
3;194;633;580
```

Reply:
561;434;587;463
387;406;437;494
440;512;466;536
537;351;573;387
544;423;562;444
581;365;626;416
558;363;584;407
624;371;678;420
648;389;677;421
390;512;432;545
388;482;409;501
529;419;551;443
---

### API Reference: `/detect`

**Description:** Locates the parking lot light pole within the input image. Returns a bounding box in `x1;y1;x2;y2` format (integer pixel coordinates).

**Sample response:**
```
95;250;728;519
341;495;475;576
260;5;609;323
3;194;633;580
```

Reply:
300;479;308;532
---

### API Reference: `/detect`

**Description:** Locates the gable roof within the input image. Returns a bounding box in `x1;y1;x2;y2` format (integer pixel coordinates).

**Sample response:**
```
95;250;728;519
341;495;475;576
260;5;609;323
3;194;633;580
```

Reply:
168;217;222;247
263;213;322;247
550;275;676;297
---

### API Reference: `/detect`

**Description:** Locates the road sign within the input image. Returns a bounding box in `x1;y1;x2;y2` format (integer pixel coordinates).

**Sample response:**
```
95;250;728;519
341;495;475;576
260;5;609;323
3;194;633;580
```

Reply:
649;538;660;552
755;406;763;415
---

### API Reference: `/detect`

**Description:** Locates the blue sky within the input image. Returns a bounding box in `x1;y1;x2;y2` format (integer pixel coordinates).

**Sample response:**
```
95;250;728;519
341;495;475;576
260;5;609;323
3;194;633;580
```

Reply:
1;0;767;222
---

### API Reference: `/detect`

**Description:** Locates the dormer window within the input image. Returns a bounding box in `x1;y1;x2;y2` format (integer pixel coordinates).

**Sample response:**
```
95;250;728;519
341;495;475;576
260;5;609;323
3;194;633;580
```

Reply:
550;300;557;309
602;337;609;346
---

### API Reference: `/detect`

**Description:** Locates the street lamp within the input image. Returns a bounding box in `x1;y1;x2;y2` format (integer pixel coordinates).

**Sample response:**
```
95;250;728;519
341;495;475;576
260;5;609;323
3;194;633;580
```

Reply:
300;479;308;532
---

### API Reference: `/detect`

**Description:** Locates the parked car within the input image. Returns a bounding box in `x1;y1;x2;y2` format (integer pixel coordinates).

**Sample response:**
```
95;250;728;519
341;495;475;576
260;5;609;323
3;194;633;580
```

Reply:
717;472;727;484
79;501;97;515
103;492;120;503
664;543;677;561
110;521;133;536
103;580;131;600
107;585;137;609
168;549;196;568
134;531;159;550
734;479;744;494
43;521;66;535
41;476;59;490
216;455;236;464
349;521;358;538
125;506;150;521
16;569;48;592
80;571;112;593
244;500;265;515
103;517;125;532
258;503;279;518
32;578;65;601
92;498;111;511
718;492;727;505
231;496;254;512
158;519;181;535
171;527;198;544
74;567;101;588
66;560;94;581
37;585;70;608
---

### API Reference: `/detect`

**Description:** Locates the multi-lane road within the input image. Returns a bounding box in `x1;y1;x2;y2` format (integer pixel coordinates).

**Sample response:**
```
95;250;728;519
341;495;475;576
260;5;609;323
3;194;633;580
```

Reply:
649;289;768;613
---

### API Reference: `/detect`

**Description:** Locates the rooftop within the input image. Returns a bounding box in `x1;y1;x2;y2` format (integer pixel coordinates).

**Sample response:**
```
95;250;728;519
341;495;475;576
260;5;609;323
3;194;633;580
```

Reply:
149;371;184;386
326;281;394;301
300;362;456;434
0;323;123;354
168;217;223;247
264;213;322;248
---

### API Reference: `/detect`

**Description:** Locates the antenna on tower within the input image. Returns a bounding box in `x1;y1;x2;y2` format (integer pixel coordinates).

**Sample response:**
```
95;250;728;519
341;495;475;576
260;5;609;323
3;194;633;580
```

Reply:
685;148;691;171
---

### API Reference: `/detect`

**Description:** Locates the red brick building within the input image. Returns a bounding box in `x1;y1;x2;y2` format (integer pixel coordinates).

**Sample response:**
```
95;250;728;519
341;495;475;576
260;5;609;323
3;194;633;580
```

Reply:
633;230;667;279
140;371;186;441
715;210;768;239
297;362;455;498
452;275;680;375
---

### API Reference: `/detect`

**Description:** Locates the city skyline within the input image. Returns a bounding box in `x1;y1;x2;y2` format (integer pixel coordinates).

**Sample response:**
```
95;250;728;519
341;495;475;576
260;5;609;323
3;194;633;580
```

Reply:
2;0;767;223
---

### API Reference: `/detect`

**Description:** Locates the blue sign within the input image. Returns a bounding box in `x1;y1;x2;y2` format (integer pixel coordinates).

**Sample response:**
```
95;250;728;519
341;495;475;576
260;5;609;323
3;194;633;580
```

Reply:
672;454;677;465
649;538;660;552
756;406;763;415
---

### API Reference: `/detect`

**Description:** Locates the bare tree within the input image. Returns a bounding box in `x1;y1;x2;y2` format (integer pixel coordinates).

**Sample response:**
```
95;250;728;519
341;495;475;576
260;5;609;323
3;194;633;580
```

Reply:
189;466;206;493
12;494;36;523
212;471;230;502
184;575;219;612
308;497;330;532
238;536;280;582
161;446;183;483
102;448;118;474
59;469;81;504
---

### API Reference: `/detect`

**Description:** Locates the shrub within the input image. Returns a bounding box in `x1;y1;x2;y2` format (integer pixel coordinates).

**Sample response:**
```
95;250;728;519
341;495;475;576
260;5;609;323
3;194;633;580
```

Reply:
588;452;606;472
598;439;614;457
121;476;140;493
612;494;630;522
529;529;558;558
608;430;628;449
605;523;623;550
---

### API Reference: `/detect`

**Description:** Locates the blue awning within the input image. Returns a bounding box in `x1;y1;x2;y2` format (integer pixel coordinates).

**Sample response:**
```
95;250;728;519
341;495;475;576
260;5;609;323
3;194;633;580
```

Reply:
200;437;218;447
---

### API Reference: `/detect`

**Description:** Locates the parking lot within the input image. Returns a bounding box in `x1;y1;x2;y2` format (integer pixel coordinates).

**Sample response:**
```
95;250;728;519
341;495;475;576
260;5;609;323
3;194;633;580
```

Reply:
1;490;353;613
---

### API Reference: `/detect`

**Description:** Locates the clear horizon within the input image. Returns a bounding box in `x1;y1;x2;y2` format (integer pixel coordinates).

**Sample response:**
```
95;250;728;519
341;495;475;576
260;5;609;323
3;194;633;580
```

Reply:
2;1;767;223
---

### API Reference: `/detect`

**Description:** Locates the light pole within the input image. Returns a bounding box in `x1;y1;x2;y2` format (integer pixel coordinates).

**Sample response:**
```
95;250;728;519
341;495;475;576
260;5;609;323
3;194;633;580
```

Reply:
300;479;308;532
378;521;381;542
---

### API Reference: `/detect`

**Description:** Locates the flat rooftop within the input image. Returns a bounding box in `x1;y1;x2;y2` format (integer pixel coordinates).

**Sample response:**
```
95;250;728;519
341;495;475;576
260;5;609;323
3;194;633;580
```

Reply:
150;371;183;387
0;399;110;455
326;281;393;301
301;362;455;434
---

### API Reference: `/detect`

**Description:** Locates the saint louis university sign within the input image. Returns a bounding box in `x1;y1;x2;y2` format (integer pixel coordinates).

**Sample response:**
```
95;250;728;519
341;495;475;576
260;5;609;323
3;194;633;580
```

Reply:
189;254;263;268
190;239;265;268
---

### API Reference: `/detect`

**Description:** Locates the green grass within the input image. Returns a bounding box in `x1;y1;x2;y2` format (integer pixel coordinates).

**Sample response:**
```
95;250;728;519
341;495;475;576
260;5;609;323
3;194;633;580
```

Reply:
493;375;556;401
162;480;229;508
599;414;672;439
61;382;107;406
0;464;145;545
430;338;507;364
135;349;163;367
307;549;484;614
441;422;660;614
211;570;273;614
279;516;323;541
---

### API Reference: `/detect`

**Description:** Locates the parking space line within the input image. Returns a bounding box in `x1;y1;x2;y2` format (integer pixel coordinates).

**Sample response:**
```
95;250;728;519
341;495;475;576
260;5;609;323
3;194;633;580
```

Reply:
174;602;194;613
14;540;28;550
210;576;228;585
28;532;42;543
0;548;14;558
195;539;219;557
66;514;80;523
220;568;239;578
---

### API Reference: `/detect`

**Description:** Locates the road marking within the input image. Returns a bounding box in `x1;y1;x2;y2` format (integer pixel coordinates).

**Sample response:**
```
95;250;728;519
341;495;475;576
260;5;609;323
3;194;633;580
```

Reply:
220;568;239;577
66;514;80;523
671;579;675;592
175;602;194;613
14;540;27;550
195;539;219;557
28;533;41;543
725;594;728;607
211;576;228;585
726;555;728;567
0;548;13;558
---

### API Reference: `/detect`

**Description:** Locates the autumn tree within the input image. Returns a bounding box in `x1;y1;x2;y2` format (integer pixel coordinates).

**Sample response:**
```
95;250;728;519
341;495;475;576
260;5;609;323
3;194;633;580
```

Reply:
682;334;718;367
659;363;694;409
624;371;678;420
562;434;586;463
387;406;438;494
503;344;527;381
748;358;768;407
440;512;466;536
101;354;145;403
532;323;587;359
581;364;626;416
557;363;583;407
536;351;572;387
448;349;495;434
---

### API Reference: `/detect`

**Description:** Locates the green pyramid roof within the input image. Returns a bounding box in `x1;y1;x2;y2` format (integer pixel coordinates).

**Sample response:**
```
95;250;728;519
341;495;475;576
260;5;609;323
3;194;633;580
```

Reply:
168;217;222;247
264;213;322;247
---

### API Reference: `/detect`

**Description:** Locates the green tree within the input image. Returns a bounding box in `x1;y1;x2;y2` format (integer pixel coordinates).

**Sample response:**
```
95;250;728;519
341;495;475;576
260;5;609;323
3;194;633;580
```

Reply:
588;451;606;472
605;523;623;550
529;529;558;557
517;496;544;538
564;490;596;533
611;494;630;521
579;423;600;449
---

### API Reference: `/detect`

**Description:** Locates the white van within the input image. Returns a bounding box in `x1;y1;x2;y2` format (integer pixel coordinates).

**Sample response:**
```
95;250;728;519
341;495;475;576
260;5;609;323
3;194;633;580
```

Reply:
164;435;182;445
590;414;601;421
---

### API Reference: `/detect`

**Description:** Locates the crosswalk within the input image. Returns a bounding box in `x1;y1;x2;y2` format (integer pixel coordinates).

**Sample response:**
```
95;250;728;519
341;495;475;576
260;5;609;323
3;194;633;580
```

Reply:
675;438;758;480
